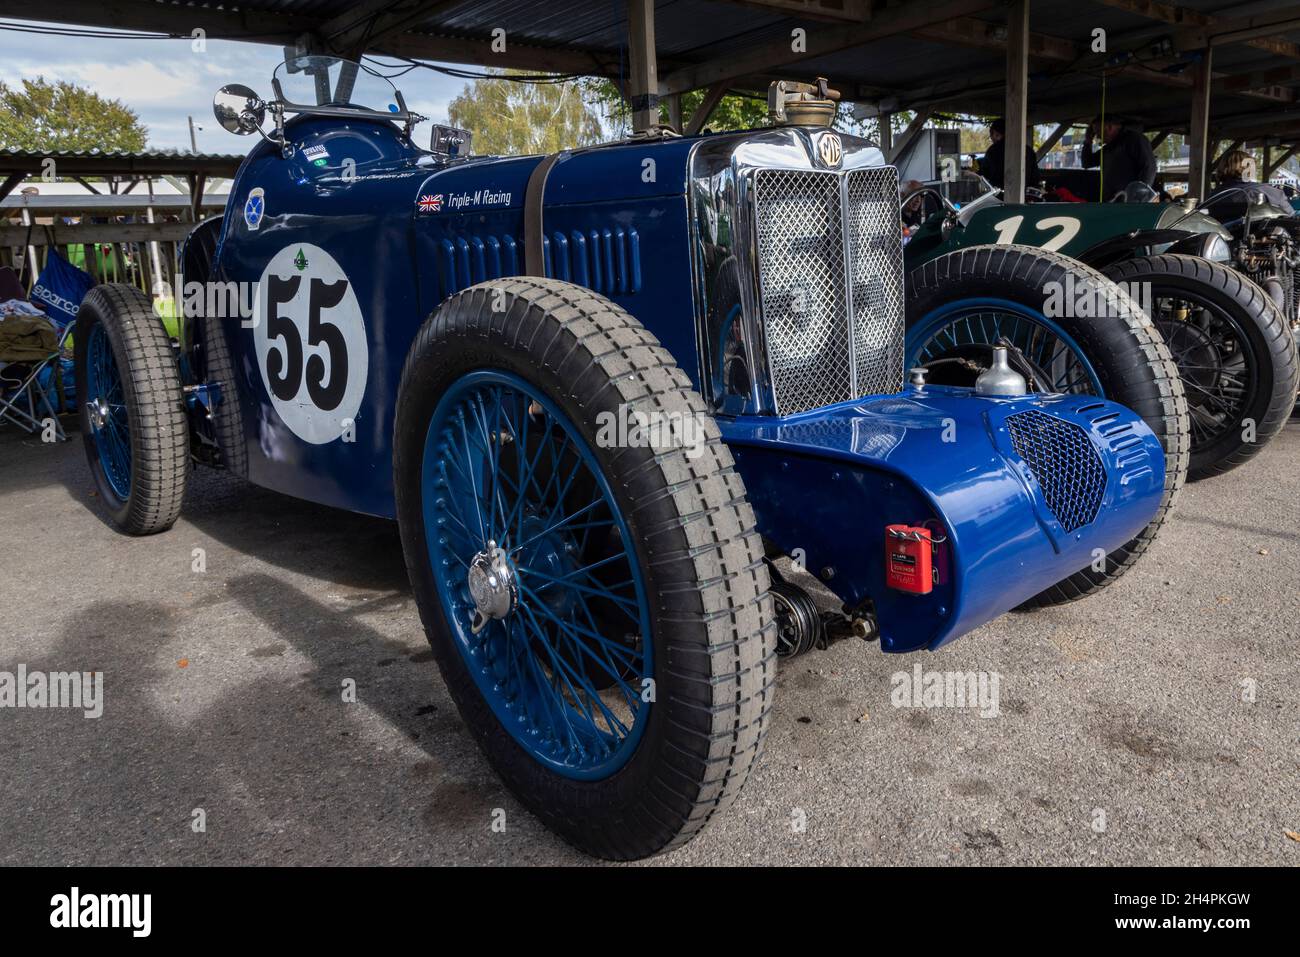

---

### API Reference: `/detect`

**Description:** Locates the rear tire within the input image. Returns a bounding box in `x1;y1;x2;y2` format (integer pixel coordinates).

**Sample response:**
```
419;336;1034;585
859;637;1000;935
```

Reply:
1102;254;1299;480
906;245;1189;607
74;284;188;535
393;277;776;859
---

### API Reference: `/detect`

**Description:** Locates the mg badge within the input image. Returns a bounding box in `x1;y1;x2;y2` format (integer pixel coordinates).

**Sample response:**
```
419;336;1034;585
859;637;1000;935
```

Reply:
817;132;843;168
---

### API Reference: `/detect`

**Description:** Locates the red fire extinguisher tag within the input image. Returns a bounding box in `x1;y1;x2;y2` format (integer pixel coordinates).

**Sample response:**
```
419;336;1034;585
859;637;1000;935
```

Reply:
885;524;934;594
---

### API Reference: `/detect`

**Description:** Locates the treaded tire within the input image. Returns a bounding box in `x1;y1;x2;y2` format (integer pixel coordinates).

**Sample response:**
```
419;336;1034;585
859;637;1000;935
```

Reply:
74;284;188;535
906;245;1189;608
1103;254;1299;480
393;277;776;859
181;217;248;478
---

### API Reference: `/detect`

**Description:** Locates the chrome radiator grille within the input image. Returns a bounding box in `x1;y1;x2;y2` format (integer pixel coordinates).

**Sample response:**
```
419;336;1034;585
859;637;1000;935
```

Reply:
752;166;904;415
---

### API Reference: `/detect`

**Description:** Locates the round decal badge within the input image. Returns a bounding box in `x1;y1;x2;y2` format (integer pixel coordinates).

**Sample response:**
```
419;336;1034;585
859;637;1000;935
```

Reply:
251;243;368;444
244;187;265;230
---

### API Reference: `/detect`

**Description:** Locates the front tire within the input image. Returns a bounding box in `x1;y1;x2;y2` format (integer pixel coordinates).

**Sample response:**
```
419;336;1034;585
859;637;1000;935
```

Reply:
393;278;776;859
74;284;188;535
906;245;1189;607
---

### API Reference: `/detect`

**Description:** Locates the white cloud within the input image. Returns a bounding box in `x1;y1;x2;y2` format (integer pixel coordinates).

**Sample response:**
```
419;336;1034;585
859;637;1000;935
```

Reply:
12;59;208;108
0;23;468;151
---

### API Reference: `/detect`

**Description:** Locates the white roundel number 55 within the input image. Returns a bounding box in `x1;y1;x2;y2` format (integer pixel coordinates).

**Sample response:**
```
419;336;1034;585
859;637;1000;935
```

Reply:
252;243;368;444
990;214;1081;253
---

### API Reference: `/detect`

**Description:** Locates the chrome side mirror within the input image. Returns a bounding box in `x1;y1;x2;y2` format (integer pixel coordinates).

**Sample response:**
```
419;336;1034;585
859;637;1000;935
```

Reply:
213;84;265;135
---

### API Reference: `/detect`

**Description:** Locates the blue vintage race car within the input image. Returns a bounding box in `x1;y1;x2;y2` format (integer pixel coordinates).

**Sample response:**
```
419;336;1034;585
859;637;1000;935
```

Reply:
73;57;1170;859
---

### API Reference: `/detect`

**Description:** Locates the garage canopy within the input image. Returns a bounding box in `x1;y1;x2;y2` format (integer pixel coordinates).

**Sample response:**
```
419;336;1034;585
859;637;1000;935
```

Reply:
7;1;1300;195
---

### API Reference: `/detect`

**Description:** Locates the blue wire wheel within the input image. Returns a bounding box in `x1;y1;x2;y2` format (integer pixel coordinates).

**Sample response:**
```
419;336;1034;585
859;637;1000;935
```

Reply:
421;369;653;781
906;296;1104;395
84;320;133;501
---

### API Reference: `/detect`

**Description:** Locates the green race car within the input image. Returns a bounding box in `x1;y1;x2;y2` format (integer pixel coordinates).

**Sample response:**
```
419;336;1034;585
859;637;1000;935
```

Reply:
902;180;1299;479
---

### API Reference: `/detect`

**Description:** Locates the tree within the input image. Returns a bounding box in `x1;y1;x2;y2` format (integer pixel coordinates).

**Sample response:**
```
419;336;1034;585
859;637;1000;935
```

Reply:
448;72;604;155
0;77;148;153
582;80;769;135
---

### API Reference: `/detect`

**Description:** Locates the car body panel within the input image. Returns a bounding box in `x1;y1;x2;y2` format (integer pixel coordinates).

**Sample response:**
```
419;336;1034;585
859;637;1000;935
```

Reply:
724;386;1164;652
906;199;1228;267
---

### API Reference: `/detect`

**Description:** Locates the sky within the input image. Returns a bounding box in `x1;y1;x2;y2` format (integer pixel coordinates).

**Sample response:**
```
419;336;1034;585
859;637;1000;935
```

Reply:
0;21;467;154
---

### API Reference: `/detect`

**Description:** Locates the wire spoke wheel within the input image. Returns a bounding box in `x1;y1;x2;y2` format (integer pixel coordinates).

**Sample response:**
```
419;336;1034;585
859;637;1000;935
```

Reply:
395;278;774;859
423;370;652;781
1151;295;1252;449
85;321;133;500
73;284;187;535
907;299;1104;396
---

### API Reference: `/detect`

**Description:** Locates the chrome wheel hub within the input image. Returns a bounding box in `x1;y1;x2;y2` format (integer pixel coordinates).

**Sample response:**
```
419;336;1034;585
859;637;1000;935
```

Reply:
86;398;110;430
467;541;516;633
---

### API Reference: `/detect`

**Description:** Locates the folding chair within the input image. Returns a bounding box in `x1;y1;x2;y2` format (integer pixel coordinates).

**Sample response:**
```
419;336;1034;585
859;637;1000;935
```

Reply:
0;307;73;442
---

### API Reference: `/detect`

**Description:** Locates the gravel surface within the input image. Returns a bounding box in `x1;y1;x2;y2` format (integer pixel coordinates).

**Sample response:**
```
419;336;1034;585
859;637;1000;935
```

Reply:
2;419;1297;865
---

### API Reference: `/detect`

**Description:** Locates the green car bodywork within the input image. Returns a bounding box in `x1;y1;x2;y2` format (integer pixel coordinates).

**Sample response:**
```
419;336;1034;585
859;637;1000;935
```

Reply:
905;195;1231;268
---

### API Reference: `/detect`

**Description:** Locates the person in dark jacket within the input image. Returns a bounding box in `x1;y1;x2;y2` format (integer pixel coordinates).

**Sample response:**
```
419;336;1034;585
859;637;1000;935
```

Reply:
979;118;1039;191
1081;116;1158;197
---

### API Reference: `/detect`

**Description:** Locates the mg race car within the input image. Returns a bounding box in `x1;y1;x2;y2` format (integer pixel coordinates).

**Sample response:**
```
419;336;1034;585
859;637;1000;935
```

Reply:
74;58;1170;859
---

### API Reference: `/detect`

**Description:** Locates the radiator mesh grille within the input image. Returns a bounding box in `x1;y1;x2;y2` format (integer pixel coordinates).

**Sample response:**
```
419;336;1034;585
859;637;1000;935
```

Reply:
753;166;904;414
845;167;906;399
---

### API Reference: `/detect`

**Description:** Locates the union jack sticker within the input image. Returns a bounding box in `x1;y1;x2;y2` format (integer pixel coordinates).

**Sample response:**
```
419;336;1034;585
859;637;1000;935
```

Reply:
418;193;443;213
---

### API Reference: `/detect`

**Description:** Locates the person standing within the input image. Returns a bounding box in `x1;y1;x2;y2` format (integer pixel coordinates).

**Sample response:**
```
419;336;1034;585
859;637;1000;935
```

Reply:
979;118;1040;191
1081;116;1158;197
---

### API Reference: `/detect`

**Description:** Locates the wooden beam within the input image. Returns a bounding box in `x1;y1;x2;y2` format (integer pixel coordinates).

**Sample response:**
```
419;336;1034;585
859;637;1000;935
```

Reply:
879;112;893;154
1036;121;1071;160
684;83;730;135
659;0;998;94
718;0;870;20
1211;139;1243;169
912;15;1289;105
1004;0;1031;202
627;0;659;132
1088;0;1300;61
1174;10;1300;55
914;15;1075;62
1149;130;1170;150
1189;49;1213;200
0;222;198;245
885;109;933;165
1267;145;1298;178
1214;63;1300;98
0;0;315;43
0;1;624;79
0;172;24;203
319;1;459;59
191;173;208;221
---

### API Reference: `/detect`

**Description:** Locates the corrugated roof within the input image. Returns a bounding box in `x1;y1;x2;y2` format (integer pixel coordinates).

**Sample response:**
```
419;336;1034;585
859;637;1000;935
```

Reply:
5;1;1300;142
0;149;245;162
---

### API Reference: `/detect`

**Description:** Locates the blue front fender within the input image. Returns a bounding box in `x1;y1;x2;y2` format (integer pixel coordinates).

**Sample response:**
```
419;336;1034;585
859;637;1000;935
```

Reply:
721;386;1165;652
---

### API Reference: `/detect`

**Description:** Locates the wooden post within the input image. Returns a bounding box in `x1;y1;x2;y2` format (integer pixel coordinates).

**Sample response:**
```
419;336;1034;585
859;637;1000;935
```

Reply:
879;111;893;154
665;93;683;134
1004;0;1031;202
627;0;659;132
1189;50;1214;201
